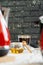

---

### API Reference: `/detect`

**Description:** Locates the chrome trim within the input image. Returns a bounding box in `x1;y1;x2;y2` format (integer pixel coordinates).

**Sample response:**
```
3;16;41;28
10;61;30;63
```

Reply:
0;45;9;50
4;45;9;49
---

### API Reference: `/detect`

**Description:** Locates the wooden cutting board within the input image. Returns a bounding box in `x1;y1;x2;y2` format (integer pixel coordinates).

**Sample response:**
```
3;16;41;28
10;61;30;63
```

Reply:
0;56;15;63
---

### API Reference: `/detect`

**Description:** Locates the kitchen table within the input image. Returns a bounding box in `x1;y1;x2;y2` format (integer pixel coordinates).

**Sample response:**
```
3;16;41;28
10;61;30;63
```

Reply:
0;46;43;65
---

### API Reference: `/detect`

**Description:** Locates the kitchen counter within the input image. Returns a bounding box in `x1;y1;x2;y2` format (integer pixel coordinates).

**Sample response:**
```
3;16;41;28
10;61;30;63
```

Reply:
0;46;43;65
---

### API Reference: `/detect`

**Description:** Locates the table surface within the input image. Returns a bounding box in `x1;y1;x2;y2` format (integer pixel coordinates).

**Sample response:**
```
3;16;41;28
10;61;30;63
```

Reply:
0;46;43;65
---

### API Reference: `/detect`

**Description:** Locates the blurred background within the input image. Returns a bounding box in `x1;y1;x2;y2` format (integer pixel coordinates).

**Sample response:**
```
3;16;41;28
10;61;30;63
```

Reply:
0;0;43;48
